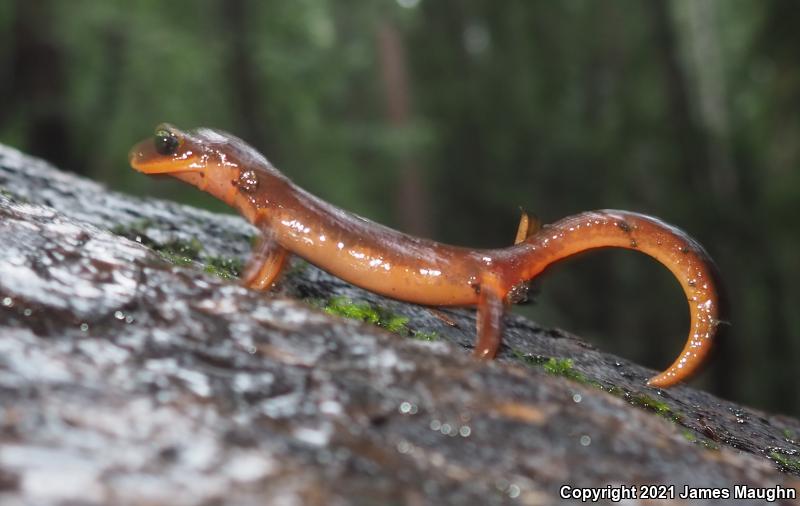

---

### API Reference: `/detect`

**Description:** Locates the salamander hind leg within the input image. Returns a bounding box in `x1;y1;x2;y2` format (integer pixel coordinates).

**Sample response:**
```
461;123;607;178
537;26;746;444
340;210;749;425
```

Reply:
508;209;542;304
514;209;541;245
472;274;508;359
241;233;288;291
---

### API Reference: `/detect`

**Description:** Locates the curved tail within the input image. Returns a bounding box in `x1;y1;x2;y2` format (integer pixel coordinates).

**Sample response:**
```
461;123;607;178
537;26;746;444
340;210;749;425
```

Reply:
512;210;722;388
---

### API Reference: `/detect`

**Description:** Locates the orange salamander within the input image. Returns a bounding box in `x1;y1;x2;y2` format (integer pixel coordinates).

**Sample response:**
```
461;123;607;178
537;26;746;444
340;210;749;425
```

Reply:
129;124;722;388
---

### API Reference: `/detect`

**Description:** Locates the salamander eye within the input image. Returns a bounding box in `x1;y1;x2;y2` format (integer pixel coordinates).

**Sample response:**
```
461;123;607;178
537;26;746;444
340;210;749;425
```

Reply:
154;127;181;156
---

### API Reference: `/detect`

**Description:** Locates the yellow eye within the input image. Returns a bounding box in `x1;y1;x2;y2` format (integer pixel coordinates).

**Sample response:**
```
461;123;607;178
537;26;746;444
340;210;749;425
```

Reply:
154;127;181;155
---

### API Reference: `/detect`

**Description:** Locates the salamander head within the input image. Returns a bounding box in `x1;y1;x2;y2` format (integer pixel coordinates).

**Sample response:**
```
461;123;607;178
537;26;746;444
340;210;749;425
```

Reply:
129;123;283;209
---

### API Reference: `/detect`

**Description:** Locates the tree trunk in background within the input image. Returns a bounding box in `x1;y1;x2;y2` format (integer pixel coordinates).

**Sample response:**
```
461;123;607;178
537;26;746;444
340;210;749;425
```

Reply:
219;0;273;156
678;0;795;410
649;0;710;195
5;0;78;173
87;24;126;174
653;0;796;409
759;0;800;413
649;0;735;396
377;20;432;237
678;0;738;199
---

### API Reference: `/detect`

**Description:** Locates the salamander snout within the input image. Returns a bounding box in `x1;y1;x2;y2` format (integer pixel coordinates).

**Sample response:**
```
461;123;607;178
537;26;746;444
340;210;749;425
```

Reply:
130;123;248;209
129;123;193;175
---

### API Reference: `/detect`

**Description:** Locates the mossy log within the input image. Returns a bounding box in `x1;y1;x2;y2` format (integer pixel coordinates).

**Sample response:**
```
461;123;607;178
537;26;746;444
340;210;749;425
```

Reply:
1;144;799;505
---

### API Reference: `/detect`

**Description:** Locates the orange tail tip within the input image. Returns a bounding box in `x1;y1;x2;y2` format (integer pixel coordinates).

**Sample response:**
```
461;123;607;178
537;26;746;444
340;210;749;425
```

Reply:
518;210;722;388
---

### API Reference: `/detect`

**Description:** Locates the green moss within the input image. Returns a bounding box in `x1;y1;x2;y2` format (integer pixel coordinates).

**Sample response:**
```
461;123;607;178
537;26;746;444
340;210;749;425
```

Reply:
111;218;155;238
285;258;309;277
324;297;409;333
110;219;162;251
510;351;601;386
325;297;379;324
155;238;202;266
680;429;719;450
164;238;202;259
601;385;627;397
700;439;719;451
769;451;800;473
381;314;410;333
113;219;202;268
783;428;796;440
621;392;685;422
509;350;688;421
203;256;243;279
317;297;442;343
509;352;693;426
543;357;574;375
158;251;194;266
510;349;549;366
0;186;28;203
542;357;592;383
111;223;248;281
411;330;439;341
628;393;672;416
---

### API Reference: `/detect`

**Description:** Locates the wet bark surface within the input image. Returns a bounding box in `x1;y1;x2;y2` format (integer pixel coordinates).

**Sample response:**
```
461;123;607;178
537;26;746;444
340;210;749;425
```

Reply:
1;144;799;505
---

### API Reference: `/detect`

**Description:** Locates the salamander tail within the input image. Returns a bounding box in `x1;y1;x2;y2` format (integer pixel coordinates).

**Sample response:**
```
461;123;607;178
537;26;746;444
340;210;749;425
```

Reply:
514;210;722;388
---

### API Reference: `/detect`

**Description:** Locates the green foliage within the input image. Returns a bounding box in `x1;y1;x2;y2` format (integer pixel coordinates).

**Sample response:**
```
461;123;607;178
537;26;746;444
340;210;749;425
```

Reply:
0;186;28;204
319;296;442;344
511;350;690;422
542;358;591;384
324;297;409;333
379;313;411;334
511;352;595;385
510;350;549;367
203;256;243;280
680;430;719;451
111;223;243;280
111;219;155;238
410;330;438;341
155;239;202;266
626;393;679;421
769;452;800;473
2;0;800;415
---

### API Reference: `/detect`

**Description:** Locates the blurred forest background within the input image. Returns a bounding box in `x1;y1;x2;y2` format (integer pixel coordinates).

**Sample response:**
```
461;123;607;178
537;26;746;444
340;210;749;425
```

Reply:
1;0;798;416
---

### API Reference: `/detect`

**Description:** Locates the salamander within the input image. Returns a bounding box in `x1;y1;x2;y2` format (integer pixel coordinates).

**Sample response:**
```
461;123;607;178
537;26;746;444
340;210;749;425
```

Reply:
129;124;722;388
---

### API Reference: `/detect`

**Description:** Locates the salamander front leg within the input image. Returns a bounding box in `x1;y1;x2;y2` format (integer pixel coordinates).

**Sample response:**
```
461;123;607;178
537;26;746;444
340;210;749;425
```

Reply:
241;233;288;291
473;280;507;359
